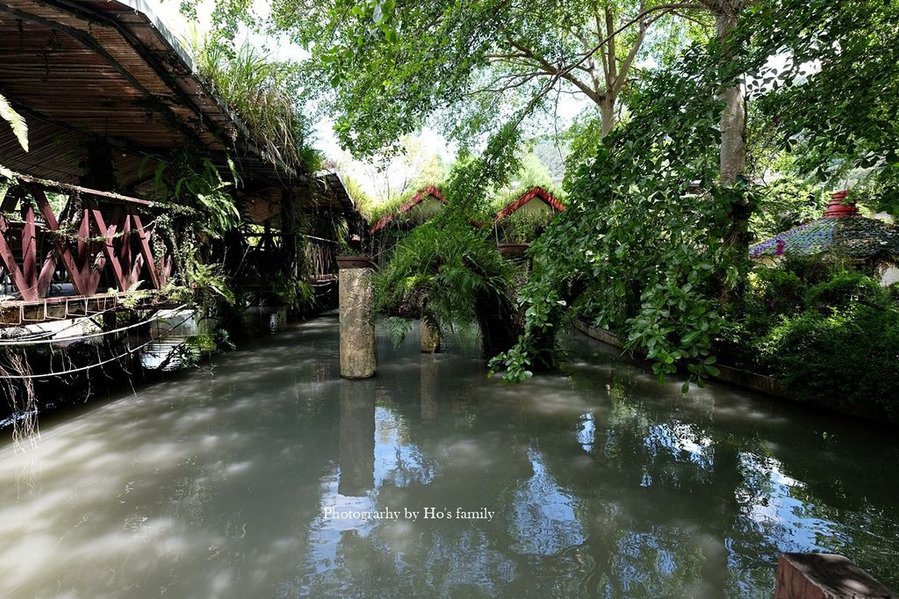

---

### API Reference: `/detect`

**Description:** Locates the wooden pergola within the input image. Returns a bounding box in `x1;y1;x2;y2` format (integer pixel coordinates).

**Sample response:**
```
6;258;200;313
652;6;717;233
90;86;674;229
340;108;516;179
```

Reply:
0;0;363;322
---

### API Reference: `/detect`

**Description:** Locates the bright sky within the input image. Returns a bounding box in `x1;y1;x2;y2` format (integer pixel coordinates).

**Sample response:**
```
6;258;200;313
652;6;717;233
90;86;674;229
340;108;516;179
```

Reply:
150;0;449;200
147;0;587;202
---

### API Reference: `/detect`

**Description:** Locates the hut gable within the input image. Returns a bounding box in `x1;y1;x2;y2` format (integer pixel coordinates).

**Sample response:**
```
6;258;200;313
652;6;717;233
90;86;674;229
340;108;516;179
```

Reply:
495;186;565;221
370;186;446;234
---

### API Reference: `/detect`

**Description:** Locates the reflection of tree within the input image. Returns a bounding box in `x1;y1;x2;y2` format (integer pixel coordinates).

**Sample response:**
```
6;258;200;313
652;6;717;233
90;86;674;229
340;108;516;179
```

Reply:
557;333;899;593
508;444;586;555
295;325;899;595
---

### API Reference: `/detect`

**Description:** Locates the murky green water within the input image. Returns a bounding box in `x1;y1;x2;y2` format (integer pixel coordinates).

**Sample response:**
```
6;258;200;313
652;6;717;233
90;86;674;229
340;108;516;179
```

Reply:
0;314;897;598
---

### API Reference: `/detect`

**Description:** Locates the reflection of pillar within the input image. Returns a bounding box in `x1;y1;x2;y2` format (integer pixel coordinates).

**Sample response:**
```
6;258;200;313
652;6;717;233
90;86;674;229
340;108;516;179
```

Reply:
338;257;376;379
420;319;440;353
420;353;438;422
338;380;376;496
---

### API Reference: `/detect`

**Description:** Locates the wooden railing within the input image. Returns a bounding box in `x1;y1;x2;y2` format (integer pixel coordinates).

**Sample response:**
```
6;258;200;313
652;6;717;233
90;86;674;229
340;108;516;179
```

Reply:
0;173;173;302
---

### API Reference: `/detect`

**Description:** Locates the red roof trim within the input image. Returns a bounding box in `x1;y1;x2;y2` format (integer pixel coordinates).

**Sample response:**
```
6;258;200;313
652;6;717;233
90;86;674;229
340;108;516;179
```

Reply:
370;186;446;233
495;187;565;221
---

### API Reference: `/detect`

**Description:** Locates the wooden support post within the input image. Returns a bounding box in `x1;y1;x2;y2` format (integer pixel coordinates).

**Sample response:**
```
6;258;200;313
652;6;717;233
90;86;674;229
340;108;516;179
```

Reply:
0;226;34;301
775;553;894;599
21;202;36;288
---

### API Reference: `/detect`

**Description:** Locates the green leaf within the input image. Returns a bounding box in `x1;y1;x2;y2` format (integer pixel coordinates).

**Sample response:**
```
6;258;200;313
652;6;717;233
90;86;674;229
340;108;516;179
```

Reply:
0;93;28;152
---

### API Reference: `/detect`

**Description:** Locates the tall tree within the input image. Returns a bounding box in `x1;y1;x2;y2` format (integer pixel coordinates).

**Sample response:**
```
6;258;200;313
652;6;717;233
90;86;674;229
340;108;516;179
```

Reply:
205;0;712;155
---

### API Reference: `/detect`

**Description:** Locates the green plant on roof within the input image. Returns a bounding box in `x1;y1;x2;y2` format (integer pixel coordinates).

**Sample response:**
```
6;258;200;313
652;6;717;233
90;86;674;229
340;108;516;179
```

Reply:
496;208;554;244
192;34;320;173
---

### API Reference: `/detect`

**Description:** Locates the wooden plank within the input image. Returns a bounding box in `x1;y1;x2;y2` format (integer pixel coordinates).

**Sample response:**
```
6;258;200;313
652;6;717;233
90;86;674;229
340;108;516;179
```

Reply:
13;172;156;208
120;213;134;288
76;208;90;264
775;553;895;599
0;222;34;301
132;214;161;289
20;203;37;289
36;249;58;299
91;205;127;291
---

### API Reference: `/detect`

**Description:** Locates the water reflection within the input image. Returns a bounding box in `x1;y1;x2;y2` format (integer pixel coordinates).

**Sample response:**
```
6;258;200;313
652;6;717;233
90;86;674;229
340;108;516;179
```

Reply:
338;382;375;496
0;316;895;597
509;444;586;555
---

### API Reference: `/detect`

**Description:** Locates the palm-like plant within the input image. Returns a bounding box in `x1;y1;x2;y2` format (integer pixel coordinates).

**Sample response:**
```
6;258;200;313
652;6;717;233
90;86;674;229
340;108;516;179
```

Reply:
374;216;521;358
0;92;27;151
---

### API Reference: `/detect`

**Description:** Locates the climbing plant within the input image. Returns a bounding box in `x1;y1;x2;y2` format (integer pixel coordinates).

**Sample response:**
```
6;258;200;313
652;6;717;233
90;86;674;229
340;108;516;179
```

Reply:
144;150;241;309
491;48;743;385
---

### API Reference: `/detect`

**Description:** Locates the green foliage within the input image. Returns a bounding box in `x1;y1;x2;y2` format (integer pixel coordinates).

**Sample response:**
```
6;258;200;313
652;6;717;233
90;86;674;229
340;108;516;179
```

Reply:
373;218;513;339
170;327;236;369
561;112;604;191
181;258;236;307
492;48;738;384
210;0;710;155
741;0;899;187
368;186;442;225
804;270;888;313
717;257;899;421
339;173;375;220
849;172;899;219
0;92;27;152
373;128;525;354
750;176;828;240
193;34;320;172
495;209;555;243
386;316;413;348
143;150;243;314
148;152;241;239
759;304;899;421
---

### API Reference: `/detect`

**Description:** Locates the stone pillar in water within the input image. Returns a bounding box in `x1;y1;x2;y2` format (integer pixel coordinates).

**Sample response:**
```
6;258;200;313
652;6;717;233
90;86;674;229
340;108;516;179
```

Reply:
338;256;376;379
420;319;440;353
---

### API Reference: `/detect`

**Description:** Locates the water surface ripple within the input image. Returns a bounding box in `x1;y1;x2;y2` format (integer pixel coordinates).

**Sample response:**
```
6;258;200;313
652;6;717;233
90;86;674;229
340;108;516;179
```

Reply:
0;314;896;598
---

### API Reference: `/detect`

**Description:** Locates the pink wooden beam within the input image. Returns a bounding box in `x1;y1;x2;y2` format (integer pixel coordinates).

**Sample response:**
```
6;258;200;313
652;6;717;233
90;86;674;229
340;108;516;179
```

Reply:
20;203;36;288
91;206;127;291
132;214;161;289
32;187;91;297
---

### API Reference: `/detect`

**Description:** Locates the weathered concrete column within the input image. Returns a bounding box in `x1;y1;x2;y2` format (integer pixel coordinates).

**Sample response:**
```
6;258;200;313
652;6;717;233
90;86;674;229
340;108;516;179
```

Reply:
420;319;440;353
338;256;376;379
775;553;894;599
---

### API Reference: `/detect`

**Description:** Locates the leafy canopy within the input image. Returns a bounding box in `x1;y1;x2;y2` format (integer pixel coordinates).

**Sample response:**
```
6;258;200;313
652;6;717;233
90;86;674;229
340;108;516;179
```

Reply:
200;0;710;155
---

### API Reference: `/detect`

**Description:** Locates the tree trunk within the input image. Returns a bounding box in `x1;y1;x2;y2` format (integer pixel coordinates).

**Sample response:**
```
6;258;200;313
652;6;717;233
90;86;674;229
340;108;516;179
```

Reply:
713;1;751;305
715;7;746;185
599;95;616;137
